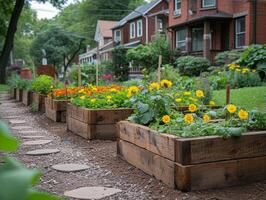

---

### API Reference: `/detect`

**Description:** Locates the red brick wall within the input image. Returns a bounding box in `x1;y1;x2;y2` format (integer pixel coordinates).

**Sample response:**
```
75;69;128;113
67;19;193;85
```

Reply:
255;0;266;44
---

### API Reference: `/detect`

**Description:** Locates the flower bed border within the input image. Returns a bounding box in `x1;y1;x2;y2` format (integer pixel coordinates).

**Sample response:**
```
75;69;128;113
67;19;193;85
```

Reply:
67;104;133;140
16;88;23;101
22;90;33;106
117;120;266;191
45;97;69;122
32;92;46;112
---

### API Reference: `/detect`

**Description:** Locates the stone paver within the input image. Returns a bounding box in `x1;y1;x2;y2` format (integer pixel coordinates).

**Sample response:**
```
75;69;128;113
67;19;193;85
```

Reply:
12;126;32;130
21;136;46;139
22;140;52;146
64;187;122;200
26;149;60;156
9;119;27;124
51;163;89;172
19;130;44;134
1;116;21;119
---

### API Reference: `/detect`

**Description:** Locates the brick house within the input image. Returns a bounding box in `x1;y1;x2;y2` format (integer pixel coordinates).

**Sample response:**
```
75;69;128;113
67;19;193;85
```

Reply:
111;0;169;76
168;0;266;63
94;20;117;63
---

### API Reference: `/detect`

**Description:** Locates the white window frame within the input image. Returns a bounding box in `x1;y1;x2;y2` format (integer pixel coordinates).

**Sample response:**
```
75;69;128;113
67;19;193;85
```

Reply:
130;22;136;39
176;29;186;51
137;20;143;37
202;0;216;8
235;17;246;48
174;0;181;16
114;30;121;42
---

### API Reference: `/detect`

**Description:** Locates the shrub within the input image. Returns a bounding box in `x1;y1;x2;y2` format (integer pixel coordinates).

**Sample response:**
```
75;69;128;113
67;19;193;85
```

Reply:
238;44;266;69
228;70;262;88
215;50;242;66
149;64;181;83
112;47;129;81
32;75;53;95
175;56;211;76
7;74;20;88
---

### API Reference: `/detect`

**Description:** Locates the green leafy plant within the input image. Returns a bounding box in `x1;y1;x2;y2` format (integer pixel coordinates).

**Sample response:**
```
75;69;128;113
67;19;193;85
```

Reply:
215;50;242;66
175;56;211;76
7;74;20;88
0;121;62;200
32;75;53;95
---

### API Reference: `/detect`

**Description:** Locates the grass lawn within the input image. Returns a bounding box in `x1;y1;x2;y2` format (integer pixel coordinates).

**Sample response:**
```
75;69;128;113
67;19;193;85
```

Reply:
213;86;266;112
0;84;10;93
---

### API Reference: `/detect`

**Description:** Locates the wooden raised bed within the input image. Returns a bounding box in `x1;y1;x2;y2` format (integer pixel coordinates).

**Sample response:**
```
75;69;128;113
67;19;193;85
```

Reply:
67;104;133;140
117;121;266;191
45;97;69;122
22;90;33;106
32;92;46;112
16;88;23;101
11;88;16;99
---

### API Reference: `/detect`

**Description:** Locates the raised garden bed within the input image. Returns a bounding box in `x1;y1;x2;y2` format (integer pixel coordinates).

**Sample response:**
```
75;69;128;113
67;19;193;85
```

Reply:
67;104;133;140
32;92;46;112
16;88;23;101
11;88;16;99
117;120;266;191
22;90;33;106
45;97;69;122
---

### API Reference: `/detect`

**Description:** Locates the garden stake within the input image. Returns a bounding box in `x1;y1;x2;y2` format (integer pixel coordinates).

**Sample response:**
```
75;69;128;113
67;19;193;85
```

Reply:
225;84;231;120
157;55;162;84
78;62;81;87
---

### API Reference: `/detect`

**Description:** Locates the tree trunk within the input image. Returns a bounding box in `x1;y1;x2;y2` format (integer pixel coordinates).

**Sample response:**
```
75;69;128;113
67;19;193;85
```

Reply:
0;0;25;83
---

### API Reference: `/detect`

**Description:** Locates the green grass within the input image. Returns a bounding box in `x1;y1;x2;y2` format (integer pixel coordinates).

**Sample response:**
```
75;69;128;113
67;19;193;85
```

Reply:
0;84;10;93
213;86;266;111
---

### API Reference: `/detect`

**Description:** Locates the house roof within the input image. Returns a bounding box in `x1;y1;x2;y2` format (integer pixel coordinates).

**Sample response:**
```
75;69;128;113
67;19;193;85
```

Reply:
169;12;233;29
112;0;163;29
94;20;117;41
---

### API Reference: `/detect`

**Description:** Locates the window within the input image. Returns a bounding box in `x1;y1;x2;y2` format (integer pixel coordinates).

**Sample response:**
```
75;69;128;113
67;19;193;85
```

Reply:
192;27;204;51
174;0;181;16
137;20;143;37
202;0;216;8
235;17;245;48
114;30;121;42
176;29;186;51
157;18;163;32
130;22;136;39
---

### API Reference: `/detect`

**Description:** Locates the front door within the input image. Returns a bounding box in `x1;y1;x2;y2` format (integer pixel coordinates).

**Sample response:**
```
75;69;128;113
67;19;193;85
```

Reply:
221;22;229;50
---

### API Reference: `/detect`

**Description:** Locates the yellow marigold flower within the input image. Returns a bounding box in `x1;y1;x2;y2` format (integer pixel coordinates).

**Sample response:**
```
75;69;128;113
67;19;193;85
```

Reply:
252;69;256;73
236;69;241;72
78;89;85;94
160;79;173;88
183;91;191;96
128;86;139;94
189;97;198;102
242;68;250;74
149;82;160;91
50;85;54;89
92;87;97;92
175;92;180;96
110;88;118;93
203;114;210;123
162;115;170;124
80;95;85;100
90;98;96;103
106;95;112;100
209;101;216;106
127;92;132;98
238;109;248;120
184;114;194;124
227;104;237;113
188;104;197;112
196;90;204;98
175;98;182;103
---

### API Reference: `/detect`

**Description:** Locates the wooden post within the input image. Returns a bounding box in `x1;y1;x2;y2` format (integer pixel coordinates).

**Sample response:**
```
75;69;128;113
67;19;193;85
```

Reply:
225;84;231;120
78;63;81;87
96;46;99;86
157;55;162;84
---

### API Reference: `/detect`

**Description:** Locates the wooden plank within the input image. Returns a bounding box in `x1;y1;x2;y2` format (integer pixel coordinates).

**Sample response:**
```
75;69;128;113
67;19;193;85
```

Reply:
53;100;69;111
88;109;133;124
88;124;117;140
118;121;177;161
45;107;58;122
16;89;22;101
118;139;175;188
175;155;266;191
67;116;90;139
175;131;266;165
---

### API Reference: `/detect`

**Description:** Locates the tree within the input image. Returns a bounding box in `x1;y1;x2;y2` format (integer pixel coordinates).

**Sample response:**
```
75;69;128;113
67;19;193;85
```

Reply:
30;26;84;78
0;0;67;83
111;47;129;81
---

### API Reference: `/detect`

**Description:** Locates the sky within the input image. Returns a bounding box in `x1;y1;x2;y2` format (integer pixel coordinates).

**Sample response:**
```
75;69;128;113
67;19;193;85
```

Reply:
30;0;77;19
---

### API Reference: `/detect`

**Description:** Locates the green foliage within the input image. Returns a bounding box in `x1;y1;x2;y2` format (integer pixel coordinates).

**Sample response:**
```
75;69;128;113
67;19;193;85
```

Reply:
17;79;32;90
0;121;18;152
248;111;266;130
7;74;20;88
111;47;129;81
228;70;262;88
32;75;53;95
238;44;266;69
126;35;172;72
149;64;181;83
69;64;98;85
215;50;242;66
175;56;211;76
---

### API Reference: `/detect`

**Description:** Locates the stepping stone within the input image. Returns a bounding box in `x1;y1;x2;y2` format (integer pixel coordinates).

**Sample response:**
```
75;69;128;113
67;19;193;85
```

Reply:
26;149;60;156
9;119;26;124
12;126;32;130
1;116;20;119
22;140;52;146
21;136;45;139
19;130;43;134
51;164;89;172
64;187;122;200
